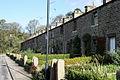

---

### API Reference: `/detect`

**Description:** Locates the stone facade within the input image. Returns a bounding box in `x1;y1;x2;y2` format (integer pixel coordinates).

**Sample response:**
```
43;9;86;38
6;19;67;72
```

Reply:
21;0;120;55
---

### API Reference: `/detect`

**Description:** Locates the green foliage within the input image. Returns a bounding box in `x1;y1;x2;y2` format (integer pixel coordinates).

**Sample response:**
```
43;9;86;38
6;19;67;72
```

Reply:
82;33;92;56
105;48;120;65
66;69;102;80
66;63;119;80
21;52;69;67
0;53;5;55
24;59;32;72
26;59;32;64
91;54;104;64
22;52;70;61
0;21;29;53
32;67;51;80
32;71;45;80
11;48;20;53
68;35;81;57
22;49;34;55
64;57;92;65
65;11;73;18
24;64;32;73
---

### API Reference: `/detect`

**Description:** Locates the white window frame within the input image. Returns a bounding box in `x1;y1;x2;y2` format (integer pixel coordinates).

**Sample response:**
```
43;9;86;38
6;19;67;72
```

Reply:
109;37;116;52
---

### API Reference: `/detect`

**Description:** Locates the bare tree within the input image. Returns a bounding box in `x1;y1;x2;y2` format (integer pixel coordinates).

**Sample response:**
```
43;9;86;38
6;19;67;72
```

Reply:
51;14;64;25
26;19;39;36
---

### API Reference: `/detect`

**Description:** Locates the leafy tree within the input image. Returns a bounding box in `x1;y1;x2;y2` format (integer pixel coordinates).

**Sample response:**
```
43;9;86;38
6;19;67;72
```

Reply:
0;19;29;53
65;11;73;18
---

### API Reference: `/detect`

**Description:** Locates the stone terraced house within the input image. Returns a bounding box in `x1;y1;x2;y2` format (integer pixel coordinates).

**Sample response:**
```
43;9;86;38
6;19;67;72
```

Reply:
21;0;120;56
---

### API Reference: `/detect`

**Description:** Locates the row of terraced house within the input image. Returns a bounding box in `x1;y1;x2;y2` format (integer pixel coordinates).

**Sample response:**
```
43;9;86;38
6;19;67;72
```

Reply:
21;0;120;56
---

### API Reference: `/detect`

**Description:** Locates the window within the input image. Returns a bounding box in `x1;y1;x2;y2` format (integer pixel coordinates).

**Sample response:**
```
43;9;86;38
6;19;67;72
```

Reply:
109;37;116;52
52;31;54;38
73;21;77;31
60;26;64;34
91;12;98;26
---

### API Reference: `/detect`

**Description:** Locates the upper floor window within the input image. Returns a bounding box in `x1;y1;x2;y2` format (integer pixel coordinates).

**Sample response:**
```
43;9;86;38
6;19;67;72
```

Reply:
91;12;98;26
73;21;77;31
60;26;64;34
52;31;54;38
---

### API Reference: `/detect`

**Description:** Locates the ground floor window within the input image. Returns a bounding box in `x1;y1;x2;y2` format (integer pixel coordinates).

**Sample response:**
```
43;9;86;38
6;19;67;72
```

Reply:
109;37;116;52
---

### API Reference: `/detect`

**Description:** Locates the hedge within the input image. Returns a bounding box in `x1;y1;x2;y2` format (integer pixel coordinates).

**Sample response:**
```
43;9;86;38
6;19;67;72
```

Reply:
64;57;92;65
66;69;103;80
22;53;70;61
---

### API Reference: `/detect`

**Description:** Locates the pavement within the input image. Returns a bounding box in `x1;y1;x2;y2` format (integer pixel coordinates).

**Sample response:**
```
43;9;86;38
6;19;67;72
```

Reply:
0;55;12;80
0;55;32;80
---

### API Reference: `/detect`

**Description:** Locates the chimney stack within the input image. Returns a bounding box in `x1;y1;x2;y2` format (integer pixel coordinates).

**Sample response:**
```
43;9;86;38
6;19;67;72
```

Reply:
73;8;83;18
85;6;96;13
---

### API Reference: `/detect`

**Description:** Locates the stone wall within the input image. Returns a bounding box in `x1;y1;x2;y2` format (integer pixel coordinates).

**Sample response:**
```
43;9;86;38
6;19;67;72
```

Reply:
21;0;120;54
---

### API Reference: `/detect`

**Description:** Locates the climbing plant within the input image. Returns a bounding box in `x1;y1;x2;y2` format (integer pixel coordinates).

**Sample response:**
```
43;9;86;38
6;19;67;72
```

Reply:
82;33;92;56
67;35;81;57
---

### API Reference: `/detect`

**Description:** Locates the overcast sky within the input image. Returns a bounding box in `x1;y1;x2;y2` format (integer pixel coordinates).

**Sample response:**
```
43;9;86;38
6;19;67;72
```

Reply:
0;0;102;29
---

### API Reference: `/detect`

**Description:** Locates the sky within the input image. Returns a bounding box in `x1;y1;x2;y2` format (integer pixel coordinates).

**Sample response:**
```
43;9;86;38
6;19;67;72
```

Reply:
0;0;102;29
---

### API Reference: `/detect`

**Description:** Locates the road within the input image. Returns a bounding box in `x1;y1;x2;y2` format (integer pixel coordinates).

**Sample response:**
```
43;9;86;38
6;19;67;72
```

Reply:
0;55;32;80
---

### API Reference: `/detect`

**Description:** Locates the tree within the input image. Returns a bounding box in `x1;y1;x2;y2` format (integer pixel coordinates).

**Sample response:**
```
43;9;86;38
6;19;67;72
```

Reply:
0;19;6;24
65;11;73;18
51;14;64;24
74;8;82;12
36;25;46;34
0;19;29;53
26;19;39;36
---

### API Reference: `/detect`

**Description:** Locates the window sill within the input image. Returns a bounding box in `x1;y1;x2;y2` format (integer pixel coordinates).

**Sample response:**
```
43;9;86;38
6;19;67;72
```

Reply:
91;24;98;27
72;30;77;34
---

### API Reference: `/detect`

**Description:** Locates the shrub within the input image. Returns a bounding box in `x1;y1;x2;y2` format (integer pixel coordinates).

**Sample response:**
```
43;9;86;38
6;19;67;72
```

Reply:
24;64;31;72
22;49;34;56
29;66;37;73
11;48;20;53
32;67;50;80
65;63;119;80
66;69;102;80
104;48;120;65
91;54;104;64
32;69;45;80
24;59;32;72
37;54;70;61
26;59;32;64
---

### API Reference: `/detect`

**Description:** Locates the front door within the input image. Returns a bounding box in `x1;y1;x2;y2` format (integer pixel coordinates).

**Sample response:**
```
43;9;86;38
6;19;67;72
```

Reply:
96;37;106;55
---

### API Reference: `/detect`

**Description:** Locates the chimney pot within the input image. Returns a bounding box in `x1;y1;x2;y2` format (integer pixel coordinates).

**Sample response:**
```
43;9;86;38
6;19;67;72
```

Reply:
85;6;96;13
103;0;112;4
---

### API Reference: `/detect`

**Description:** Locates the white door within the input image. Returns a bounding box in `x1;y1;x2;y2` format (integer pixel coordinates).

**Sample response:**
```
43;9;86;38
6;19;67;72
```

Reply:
110;37;116;52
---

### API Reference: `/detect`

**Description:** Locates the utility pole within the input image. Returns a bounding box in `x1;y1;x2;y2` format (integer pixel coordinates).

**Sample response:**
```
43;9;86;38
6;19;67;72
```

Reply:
45;0;50;79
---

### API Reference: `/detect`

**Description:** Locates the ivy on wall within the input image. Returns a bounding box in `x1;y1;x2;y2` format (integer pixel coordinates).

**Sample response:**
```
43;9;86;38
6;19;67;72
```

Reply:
67;35;81;57
82;33;92;56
